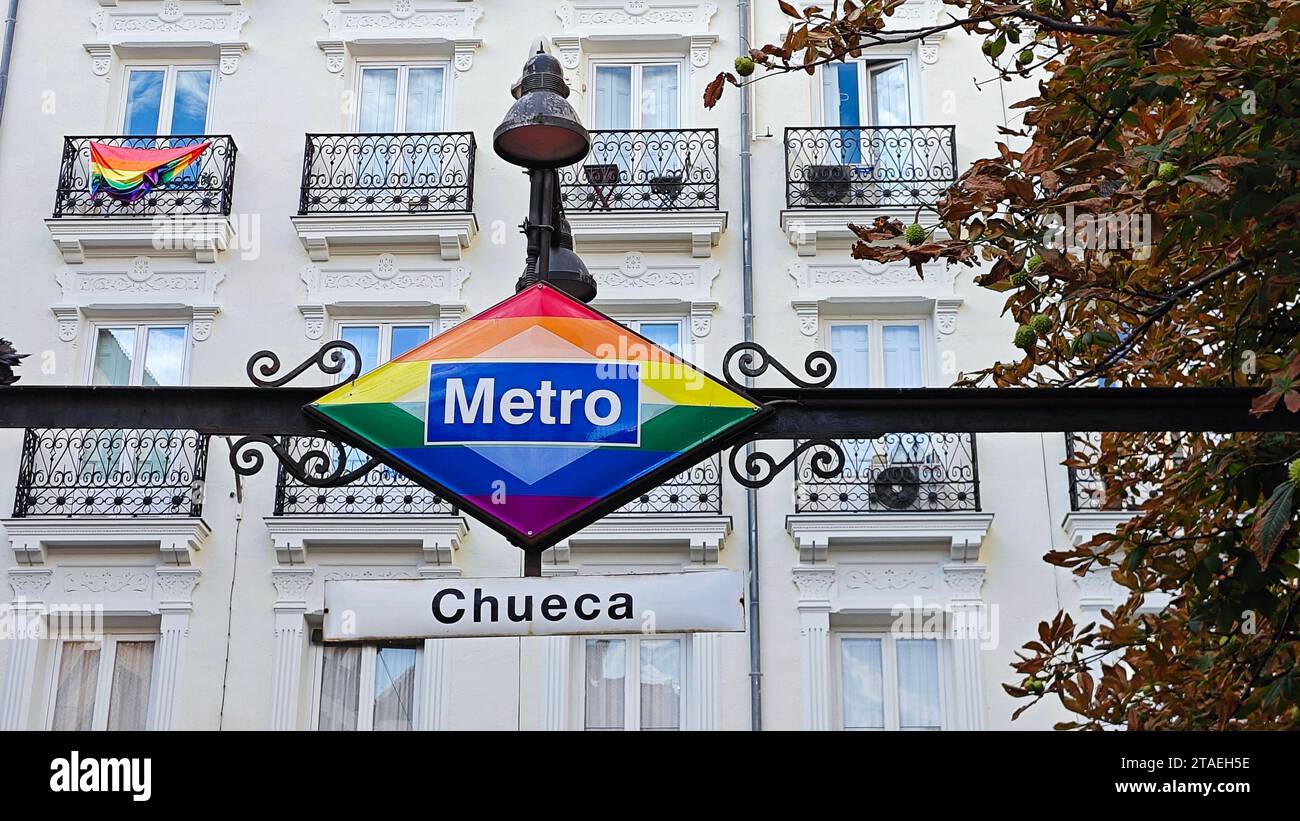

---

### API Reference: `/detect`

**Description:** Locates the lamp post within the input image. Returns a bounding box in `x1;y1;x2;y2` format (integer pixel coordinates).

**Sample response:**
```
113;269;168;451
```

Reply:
493;41;596;303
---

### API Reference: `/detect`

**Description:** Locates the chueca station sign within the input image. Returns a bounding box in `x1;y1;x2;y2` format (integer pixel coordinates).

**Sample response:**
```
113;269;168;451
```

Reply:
323;571;746;640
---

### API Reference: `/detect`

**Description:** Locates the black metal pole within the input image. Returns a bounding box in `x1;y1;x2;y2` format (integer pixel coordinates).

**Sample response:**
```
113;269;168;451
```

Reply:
517;168;556;292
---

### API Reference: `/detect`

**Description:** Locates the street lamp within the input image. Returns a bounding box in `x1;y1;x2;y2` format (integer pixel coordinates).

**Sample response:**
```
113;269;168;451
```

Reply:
493;41;596;303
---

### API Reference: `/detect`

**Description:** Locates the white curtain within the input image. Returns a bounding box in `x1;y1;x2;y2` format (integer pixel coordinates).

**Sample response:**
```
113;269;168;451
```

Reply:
840;638;884;730
640;65;679;130
583;639;625;730
52;642;101;731
372;647;416;731
639;639;682;730
107;641;155;731
318;646;362;731
896;639;942;730
593;67;632;130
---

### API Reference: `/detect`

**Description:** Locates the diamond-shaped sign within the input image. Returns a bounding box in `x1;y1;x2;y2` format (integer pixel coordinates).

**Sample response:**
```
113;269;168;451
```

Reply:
304;283;765;549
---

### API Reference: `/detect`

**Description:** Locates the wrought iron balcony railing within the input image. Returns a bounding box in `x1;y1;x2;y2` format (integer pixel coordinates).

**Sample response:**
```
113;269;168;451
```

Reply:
559;128;719;211
784;125;956;209
298;132;476;214
1065;431;1167;512
612;454;722;515
794;434;979;513
274;436;454;516
274;438;721;518
13;428;209;518
53;135;237;218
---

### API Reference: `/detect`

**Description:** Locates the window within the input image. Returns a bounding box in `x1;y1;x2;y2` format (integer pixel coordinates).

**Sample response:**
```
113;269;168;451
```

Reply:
584;636;683;731
820;60;911;129
838;634;944;730
337;321;433;376
617;318;684;357
48;636;157;731
592;62;681;130
828;320;926;388
122;65;215;135
90;324;189;387
819;59;913;171
829;320;931;469
356;64;447;133
314;644;420;731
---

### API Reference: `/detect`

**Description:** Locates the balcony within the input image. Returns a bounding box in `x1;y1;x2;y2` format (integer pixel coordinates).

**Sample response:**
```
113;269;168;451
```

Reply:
291;132;478;261
274;436;453;517
5;428;211;565
1065;431;1164;512
781;125;956;255
557;128;726;257
46;135;238;263
13;428;208;518
787;434;990;562
795;434;979;514
613;454;722;516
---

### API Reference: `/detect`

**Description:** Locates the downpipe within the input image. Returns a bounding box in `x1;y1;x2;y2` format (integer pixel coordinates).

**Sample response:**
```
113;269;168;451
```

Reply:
738;0;762;731
0;0;19;132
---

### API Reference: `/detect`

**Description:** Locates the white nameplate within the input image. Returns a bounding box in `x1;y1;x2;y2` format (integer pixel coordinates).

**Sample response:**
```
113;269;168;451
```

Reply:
323;571;746;640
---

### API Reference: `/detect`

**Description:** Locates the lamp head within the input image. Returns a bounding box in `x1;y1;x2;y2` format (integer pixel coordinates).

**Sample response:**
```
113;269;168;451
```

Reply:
493;43;590;169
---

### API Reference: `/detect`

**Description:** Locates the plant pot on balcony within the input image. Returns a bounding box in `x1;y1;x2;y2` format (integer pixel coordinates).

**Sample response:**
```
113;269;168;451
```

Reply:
804;164;853;203
649;172;684;204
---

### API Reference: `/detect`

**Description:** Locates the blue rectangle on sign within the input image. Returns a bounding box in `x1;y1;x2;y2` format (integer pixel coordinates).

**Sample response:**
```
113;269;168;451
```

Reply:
425;361;641;446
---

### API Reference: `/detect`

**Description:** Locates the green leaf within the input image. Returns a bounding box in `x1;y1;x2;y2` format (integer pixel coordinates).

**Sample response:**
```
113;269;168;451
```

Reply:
1249;481;1295;566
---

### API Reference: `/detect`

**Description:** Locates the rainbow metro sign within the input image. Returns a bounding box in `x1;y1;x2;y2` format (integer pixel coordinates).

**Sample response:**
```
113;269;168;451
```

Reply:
304;283;766;550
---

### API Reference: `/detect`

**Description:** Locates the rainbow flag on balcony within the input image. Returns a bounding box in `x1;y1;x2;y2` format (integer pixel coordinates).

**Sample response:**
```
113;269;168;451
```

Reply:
89;140;211;203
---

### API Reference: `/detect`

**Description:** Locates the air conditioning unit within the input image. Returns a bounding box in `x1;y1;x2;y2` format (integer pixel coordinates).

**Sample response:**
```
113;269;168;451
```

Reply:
870;435;943;511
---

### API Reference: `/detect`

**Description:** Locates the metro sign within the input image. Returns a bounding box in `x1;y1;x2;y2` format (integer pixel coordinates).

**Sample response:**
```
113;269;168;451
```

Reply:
305;283;765;549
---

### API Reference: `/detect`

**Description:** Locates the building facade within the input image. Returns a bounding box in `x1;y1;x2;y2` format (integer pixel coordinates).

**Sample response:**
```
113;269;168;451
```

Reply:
0;0;1129;731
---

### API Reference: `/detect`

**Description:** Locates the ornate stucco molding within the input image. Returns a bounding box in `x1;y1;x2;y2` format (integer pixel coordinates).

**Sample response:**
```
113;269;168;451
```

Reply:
318;1;484;73
786;258;962;340
297;255;469;339
588;252;720;339
85;1;250;76
52;257;226;344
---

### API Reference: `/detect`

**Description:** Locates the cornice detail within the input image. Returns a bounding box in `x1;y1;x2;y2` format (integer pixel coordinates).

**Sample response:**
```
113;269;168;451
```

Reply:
86;1;250;76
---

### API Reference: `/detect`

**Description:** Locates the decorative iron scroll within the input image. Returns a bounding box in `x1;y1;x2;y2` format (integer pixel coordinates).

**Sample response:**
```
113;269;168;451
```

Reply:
723;342;837;389
246;340;363;388
228;433;381;488
728;438;846;489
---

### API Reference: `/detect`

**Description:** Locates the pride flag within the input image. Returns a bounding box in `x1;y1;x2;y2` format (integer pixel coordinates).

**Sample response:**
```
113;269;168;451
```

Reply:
307;284;763;546
89;140;211;203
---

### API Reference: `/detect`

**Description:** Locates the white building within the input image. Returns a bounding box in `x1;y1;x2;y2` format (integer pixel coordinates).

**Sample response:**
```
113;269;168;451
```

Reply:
0;0;1130;732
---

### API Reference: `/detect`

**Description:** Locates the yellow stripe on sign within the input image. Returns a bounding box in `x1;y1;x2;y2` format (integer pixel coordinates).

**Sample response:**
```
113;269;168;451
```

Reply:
314;360;429;406
640;363;759;409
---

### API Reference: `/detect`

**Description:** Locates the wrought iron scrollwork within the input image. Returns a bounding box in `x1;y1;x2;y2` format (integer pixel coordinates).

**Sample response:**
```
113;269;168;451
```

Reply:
228;433;382;487
723;342;836;389
246;340;363;388
728;439;845;489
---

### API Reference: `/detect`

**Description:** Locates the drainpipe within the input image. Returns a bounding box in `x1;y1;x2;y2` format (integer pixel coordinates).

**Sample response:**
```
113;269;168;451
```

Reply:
0;0;19;132
737;0;762;731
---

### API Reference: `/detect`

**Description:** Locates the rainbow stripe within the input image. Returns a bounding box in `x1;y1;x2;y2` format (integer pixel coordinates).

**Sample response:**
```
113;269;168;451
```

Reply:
307;284;762;544
90;141;211;203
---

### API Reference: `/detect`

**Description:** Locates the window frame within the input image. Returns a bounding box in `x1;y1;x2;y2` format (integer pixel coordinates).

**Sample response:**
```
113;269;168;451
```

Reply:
85;321;193;387
351;60;452;133
333;319;435;378
582;633;688;732
587;57;688;130
308;642;424;732
44;633;160;731
814;55;921;128
833;631;949;731
119;62;218;135
612;315;689;360
824;318;931;388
